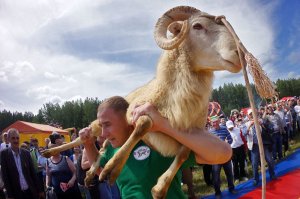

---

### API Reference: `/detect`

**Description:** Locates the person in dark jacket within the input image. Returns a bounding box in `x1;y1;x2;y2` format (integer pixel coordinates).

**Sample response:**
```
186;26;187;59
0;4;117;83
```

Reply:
1;128;44;199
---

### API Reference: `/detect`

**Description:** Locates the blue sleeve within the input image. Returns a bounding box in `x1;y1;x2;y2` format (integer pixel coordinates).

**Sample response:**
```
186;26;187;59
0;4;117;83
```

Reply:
209;129;218;137
69;149;73;157
226;130;233;144
70;155;74;162
241;125;248;136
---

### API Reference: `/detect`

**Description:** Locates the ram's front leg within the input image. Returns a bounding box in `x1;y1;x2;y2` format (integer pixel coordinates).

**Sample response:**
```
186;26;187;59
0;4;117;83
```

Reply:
85;139;110;187
99;115;152;185
41;120;102;158
152;146;191;199
41;137;86;158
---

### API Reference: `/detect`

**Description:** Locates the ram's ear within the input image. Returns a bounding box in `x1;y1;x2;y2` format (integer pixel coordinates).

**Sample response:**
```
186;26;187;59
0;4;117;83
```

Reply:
168;21;184;36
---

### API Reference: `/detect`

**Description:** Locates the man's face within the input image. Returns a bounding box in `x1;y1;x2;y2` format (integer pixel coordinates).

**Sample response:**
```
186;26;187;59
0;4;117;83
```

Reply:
32;140;39;148
55;138;63;145
8;132;19;148
38;147;44;154
98;108;131;148
220;118;226;124
248;112;253;119
210;120;220;130
277;104;282;110
268;108;274;115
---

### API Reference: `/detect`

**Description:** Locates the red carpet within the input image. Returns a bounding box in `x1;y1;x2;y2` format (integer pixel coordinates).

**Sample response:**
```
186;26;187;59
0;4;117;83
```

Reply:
239;168;300;199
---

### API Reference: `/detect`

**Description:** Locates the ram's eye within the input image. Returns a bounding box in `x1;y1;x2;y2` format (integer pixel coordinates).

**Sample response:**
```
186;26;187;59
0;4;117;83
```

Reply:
193;23;203;29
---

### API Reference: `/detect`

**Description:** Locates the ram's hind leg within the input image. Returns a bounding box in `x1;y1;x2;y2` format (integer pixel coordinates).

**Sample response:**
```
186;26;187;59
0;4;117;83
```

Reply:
99;115;152;185
152;145;191;199
85;139;110;187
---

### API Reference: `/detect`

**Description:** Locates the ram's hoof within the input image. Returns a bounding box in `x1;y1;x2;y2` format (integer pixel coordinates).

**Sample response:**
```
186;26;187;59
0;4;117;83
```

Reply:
151;185;167;199
84;170;94;187
99;161;122;186
40;149;57;158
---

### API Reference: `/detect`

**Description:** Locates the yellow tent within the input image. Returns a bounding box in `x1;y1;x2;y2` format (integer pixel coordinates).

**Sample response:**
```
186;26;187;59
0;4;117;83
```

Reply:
3;121;70;147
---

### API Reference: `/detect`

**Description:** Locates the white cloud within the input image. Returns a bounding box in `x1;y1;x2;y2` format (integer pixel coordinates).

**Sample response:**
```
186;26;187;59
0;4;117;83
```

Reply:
27;86;57;94
44;72;60;79
45;95;64;104
0;0;292;113
287;71;300;79
44;72;77;83
82;72;92;77
287;51;300;64
62;75;77;83
0;61;35;81
67;95;83;102
288;72;296;78
0;100;5;106
0;71;8;82
26;86;57;100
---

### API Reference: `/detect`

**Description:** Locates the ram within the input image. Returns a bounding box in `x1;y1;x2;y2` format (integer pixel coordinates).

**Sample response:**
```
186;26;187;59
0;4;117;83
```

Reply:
42;6;243;199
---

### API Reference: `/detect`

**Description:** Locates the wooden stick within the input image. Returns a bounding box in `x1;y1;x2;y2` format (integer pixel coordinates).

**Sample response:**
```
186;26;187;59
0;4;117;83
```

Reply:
221;18;266;199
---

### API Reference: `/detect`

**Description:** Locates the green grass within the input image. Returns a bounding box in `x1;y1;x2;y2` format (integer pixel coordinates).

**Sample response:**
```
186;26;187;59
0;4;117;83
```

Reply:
182;133;300;198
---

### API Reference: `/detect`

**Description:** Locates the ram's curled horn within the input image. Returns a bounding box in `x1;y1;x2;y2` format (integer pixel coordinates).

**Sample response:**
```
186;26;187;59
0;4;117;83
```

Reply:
154;6;201;50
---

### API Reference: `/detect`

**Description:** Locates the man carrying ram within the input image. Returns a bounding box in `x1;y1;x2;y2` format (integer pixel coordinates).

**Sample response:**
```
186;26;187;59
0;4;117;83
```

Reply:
80;96;233;199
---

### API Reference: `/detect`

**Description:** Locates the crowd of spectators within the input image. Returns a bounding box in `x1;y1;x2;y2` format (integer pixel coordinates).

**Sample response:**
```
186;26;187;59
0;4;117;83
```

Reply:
0;97;299;199
203;97;299;198
0;128;120;199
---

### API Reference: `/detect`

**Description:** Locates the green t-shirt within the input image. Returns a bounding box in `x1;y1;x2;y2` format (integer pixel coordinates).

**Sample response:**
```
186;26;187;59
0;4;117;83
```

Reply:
100;140;196;199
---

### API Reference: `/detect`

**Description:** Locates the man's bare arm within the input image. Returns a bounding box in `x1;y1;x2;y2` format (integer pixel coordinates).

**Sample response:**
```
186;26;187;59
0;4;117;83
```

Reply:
79;128;100;175
131;102;232;164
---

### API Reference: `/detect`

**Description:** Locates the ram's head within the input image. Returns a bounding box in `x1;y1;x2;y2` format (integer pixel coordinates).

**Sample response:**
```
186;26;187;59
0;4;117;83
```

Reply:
154;6;243;73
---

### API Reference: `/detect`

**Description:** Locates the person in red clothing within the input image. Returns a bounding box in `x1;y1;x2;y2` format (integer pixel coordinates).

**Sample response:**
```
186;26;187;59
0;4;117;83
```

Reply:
230;109;242;124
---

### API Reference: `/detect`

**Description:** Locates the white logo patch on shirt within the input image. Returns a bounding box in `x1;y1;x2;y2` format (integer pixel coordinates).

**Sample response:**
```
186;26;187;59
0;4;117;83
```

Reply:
133;146;151;160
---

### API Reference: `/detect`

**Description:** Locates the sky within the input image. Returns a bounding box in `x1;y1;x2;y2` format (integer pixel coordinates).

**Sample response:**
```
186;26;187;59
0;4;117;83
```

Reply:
0;0;299;114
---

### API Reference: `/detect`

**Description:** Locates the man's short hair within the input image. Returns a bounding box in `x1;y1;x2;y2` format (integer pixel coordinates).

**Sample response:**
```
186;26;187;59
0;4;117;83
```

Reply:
49;134;62;144
7;128;19;138
23;141;30;145
98;96;129;116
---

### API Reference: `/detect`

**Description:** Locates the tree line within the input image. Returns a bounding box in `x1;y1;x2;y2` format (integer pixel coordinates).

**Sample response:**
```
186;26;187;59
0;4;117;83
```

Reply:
1;78;300;133
0;97;102;134
211;78;300;117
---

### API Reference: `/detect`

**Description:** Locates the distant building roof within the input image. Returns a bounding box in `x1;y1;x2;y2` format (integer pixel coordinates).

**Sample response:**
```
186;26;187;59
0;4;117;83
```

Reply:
3;121;69;135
